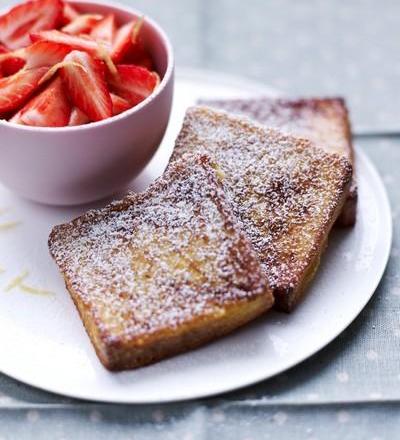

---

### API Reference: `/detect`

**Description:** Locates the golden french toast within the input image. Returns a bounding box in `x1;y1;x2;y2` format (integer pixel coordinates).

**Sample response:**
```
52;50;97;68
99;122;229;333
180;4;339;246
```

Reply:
199;97;356;226
171;107;353;311
48;154;274;371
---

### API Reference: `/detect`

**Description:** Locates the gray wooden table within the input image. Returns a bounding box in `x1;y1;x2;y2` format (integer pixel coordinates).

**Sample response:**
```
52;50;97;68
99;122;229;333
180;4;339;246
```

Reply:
0;0;399;438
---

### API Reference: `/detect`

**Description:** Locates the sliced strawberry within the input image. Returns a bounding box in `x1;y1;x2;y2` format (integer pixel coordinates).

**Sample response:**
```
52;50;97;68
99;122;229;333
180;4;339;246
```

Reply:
31;30;101;54
110;18;142;63
22;40;72;69
60;50;112;121
0;55;26;76
32;30;118;77
9;108;24;123
122;40;154;70
110;22;133;63
0;66;47;114
0;40;71;78
108;65;159;106
16;77;71;127
0;0;63;50
0;44;9;77
90;14;116;45
61;3;80;26
111;93;130;115
0;43;9;54
68;107;89;125
31;30;118;76
62;14;103;35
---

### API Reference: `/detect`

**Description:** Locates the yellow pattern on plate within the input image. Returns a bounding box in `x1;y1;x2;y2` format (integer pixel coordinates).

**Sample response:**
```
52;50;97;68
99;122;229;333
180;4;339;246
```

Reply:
5;270;54;296
0;221;21;231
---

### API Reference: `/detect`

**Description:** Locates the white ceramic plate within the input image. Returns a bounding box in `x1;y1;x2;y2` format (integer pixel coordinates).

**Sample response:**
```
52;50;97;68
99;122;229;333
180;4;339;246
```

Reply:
0;69;392;403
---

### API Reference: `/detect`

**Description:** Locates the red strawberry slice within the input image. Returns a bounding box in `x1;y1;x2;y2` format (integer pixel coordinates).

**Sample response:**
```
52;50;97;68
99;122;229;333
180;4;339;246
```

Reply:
31;30;117;75
122;40;154;70
62;14;103;35
0;0;63;50
31;30;101;54
110;18;142;63
0;40;71;77
9;108;24;123
110;22;134;63
60;50;112;122
0;43;9;54
17;77;71;127
0;66;47;114
108;65;159;106
0;43;10;76
22;40;72;69
0;55;26;76
68;107;89;125
61;3;80;26
111;93;130;115
30;30;116;75
90;14;116;45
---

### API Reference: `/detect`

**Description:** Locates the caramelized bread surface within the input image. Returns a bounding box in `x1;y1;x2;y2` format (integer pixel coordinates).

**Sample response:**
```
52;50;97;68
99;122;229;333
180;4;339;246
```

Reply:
171;107;353;311
49;154;274;371
199;97;357;226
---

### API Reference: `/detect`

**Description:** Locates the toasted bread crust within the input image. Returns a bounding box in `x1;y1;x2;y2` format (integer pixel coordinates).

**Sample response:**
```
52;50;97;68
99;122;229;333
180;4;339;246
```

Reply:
199;97;357;227
49;154;274;370
171;107;353;311
273;178;350;311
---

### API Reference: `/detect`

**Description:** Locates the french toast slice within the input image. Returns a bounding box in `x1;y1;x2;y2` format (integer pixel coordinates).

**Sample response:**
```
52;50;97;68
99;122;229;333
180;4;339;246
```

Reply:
199;97;357;226
171;107;353;311
49;154;274;371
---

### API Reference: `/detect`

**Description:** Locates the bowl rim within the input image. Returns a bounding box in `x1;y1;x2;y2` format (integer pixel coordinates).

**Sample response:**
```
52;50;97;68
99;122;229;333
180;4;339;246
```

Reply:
0;0;175;133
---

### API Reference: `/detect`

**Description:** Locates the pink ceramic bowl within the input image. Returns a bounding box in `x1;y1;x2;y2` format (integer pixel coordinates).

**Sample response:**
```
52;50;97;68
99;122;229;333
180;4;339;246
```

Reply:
0;0;174;205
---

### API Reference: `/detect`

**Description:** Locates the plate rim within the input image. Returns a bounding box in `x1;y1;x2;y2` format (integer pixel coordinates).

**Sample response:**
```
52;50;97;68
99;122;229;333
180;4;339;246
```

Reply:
0;69;393;404
176;67;281;97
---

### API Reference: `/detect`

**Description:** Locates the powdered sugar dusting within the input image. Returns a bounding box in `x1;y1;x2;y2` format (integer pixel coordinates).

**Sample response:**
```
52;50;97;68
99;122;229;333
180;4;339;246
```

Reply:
199;97;352;160
49;155;272;341
172;107;352;299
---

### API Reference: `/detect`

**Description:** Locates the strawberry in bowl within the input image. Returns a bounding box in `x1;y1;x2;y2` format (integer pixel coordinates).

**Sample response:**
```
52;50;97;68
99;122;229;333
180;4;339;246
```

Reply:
0;0;161;126
0;0;174;205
